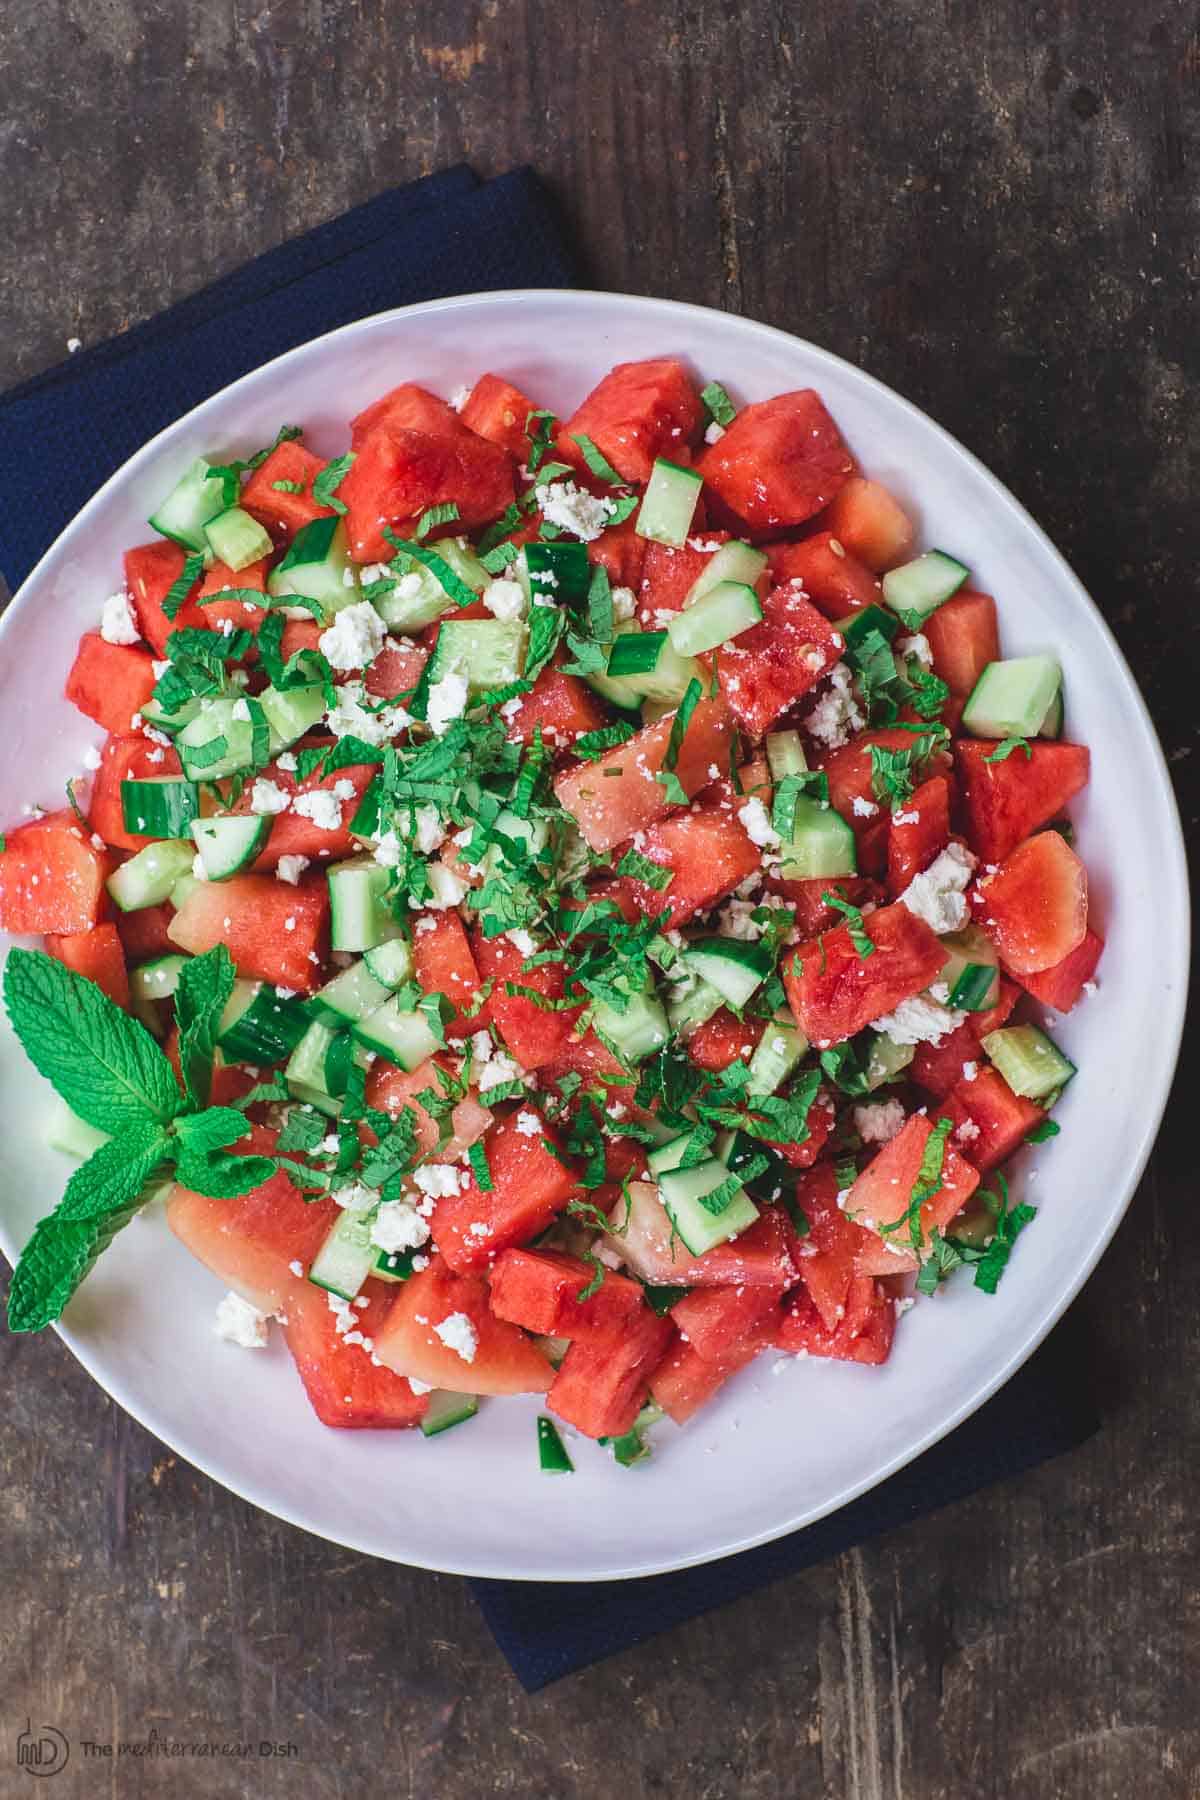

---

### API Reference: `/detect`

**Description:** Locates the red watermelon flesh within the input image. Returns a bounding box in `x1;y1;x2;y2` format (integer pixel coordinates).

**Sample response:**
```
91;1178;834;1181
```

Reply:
695;389;854;532
607;1182;797;1288
1014;926;1103;1013
89;733;184;853
782;901;945;1047
489;1247;647;1340
973;829;1088;976
283;1278;429;1430
412;910;485;1039
563;357;703;486
766;531;881;618
428;1115;580;1273
46;923;130;1009
372;1258;553;1396
0;810;114;936
848;1113;980;1275
715;580;844;737
554;697;735;853
954;739;1089;864
548;1304;675;1438
822;477;916;573
887;775;952;895
123;540;206;654
241;441;334;540
471;930;583;1069
776;1276;895;1365
939;1067;1046;1173
65;633;158;737
167;1163;340;1315
167;873;329;991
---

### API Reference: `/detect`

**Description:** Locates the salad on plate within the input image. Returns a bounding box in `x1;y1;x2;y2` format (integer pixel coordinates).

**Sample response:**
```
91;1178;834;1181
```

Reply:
0;357;1101;1471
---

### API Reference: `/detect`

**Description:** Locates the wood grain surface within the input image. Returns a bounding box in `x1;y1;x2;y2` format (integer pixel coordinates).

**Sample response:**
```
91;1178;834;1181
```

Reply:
1;1;1197;1794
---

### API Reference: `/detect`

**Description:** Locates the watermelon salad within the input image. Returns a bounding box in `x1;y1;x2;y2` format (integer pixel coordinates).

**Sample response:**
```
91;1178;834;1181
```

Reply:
0;358;1101;1471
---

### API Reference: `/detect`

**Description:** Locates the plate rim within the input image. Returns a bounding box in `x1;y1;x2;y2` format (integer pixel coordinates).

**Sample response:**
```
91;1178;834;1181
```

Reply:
0;287;1189;1580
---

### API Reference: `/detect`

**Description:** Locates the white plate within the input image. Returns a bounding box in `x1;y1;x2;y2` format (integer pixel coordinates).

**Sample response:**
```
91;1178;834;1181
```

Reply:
0;291;1188;1580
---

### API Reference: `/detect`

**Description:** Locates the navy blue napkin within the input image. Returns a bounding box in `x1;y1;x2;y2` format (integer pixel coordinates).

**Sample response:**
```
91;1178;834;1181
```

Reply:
0;167;1097;1689
472;1310;1097;1690
0;165;575;593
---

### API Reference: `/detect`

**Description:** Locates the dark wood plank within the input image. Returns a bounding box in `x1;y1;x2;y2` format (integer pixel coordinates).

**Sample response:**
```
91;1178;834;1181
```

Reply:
1;1;1198;1794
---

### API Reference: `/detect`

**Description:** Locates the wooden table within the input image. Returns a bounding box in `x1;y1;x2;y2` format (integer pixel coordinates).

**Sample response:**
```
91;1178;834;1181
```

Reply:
1;3;1196;1793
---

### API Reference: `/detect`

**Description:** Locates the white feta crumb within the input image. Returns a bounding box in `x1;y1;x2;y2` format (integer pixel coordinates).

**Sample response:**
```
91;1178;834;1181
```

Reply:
275;854;310;885
482;577;528;623
370;1198;431;1253
319;600;387;671
325;680;410;744
870;994;966;1046
737;795;780;849
426;664;470;736
288;1259;305;1277
151;658;170;678
604;585;635;624
420;863;468;910
413;1163;465;1201
806;663;864;750
230;696;252;723
292;788;344;832
853;1099;907;1145
892;809;919;826
717;897;762;942
515;1110;542;1137
898;842;977;935
955;1119;981;1144
505;927;536;956
534;480;614;542
214;1291;270;1348
414;804;446;855
408;1376;433;1395
99;590;140;645
897;633;933;667
1082;979;1099;998
433;1311;478;1363
251;777;292;817
477;1046;523;1092
852;795;879;818
333;1182;377;1213
276;750;298;773
961;1060;978;1081
448;384;470;413
82;744;103;771
499;696;524;722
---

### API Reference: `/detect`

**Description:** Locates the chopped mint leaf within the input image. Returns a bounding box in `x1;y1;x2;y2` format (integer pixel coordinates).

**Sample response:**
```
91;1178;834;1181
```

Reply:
984;736;1033;763
700;381;737;427
312;452;354;515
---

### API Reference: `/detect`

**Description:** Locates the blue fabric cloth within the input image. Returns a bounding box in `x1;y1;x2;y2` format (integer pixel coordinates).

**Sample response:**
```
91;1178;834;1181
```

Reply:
471;1312;1096;1690
0;166;575;592
0;168;1096;1689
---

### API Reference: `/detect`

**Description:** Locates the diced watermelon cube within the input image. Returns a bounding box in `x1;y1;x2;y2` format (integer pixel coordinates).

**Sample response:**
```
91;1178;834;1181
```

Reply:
766;531;881;618
939;1067;1045;1172
195;555;271;636
668;1281;784;1363
0;810;114;935
470;931;583;1069
782;900;945;1047
614;805;761;931
924;591;1000;696
460;372;543;460
428;1115;579;1272
909;978;1020;1098
504;663;608;749
240;441;334;540
89;734;184;853
776;1276;896;1364
822;476;916;572
649;1320;777;1423
588;515;648;595
350;381;467;447
229;760;376;869
123;541;206;655
1014;926;1103;1013
373;1258;553;1396
282;1278;427;1429
46;922;130;1008
365;637;429;701
696;389;854;532
787;1164;874;1331
954;739;1090;865
365;1055;493;1160
765;874;885;939
489;1247;646;1340
685;1007;765;1073
115;902;176;965
973;830;1088;975
638;533;732;624
608;1182;797;1288
765;1088;836;1169
413;910;484;1039
167;1157;341;1314
848;1112;980;1275
563;358;703;486
548;1304;675;1438
168;873;329;991
887;774;951;895
554;698;735;853
715;580;843;737
340;401;515;562
65;633;158;736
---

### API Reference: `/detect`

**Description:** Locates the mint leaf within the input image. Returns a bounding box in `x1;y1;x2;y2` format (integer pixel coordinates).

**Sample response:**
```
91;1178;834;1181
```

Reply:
161;553;205;622
175;1149;278;1199
3;948;181;1135
572;434;624;485
8;1124;173;1331
174;945;236;1109
700;381;737;427
313;452;354;515
984;736;1033;764
415;501;460;540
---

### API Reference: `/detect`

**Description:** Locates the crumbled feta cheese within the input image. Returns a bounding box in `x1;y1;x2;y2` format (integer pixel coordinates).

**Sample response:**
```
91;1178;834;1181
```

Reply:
250;777;292;817
1082;979;1099;998
611;585;637;621
214;1291;270;1348
370;1198;431;1253
955;1119;981;1144
704;420;726;444
333;1182;377;1213
288;1260;305;1278
426;664;470;736
897;633;933;667
891;809;919;827
333;778;356;803
448;384;470;413
82;744;103;772
276;750;298;773
414;804;446;856
477;1045;523;1092
319;601;387;671
413;1164;465;1201
806;663;864;750
869;994;966;1046
275;854;310;885
505;927;535;956
292;788;344;832
853;1100;907;1145
422;863;468;910
325;681;410;744
482;577;528;623
737;795;780;850
100;590;140;645
852;795;879;818
151;659;170;678
231;696;252;723
961;1060;979;1082
898;842;977;935
515;1111;542;1137
433;1311;478;1363
534;480;614;542
717;897;762;941
499;696;524;722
